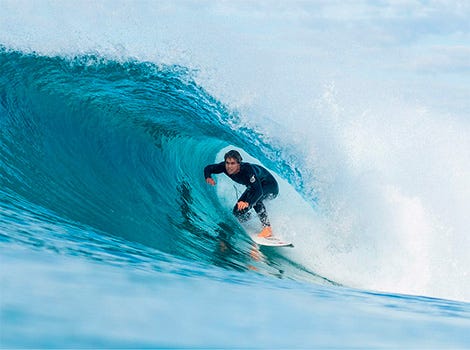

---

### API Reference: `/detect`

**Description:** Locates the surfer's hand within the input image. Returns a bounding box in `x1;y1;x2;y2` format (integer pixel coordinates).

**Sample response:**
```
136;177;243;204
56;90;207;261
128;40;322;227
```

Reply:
206;177;216;186
237;201;249;211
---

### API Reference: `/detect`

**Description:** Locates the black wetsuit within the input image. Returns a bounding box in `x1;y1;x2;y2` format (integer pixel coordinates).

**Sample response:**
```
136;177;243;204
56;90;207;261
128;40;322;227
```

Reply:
204;162;279;227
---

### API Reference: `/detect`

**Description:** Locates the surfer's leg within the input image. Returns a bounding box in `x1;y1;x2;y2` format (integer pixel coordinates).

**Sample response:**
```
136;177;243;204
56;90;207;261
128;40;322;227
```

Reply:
232;204;251;222
232;189;252;222
262;180;279;199
254;201;272;237
253;201;270;227
254;181;279;237
252;180;279;227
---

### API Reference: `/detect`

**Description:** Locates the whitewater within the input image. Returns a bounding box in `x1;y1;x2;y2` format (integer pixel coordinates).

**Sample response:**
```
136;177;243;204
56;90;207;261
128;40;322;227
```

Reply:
1;1;469;348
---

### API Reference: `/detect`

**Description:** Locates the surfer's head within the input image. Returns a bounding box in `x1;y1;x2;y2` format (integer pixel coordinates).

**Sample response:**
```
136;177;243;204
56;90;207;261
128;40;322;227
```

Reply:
224;150;242;164
224;150;242;175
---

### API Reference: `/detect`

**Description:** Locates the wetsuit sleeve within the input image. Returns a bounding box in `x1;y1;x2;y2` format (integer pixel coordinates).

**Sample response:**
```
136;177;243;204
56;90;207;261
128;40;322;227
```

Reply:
204;162;225;179
244;165;263;205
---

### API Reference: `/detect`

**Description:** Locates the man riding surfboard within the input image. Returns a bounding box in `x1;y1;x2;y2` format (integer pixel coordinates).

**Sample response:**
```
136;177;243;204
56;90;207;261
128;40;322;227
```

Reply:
204;150;279;238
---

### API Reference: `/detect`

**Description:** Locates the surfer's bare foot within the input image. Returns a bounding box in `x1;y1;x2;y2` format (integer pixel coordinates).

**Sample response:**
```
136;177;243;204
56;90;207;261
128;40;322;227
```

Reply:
258;226;272;238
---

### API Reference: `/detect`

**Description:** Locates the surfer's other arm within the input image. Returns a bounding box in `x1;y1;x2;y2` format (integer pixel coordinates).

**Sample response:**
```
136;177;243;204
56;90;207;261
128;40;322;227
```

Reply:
204;162;225;186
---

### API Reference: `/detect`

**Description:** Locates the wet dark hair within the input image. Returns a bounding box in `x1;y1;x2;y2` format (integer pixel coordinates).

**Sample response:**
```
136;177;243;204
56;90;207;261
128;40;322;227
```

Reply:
224;150;242;163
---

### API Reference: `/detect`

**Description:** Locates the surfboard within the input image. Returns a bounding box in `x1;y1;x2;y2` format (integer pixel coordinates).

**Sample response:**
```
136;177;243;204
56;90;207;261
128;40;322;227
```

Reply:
248;232;293;247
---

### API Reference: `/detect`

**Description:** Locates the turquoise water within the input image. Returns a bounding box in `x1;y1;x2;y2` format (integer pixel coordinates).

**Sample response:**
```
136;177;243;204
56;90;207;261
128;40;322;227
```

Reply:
1;1;470;348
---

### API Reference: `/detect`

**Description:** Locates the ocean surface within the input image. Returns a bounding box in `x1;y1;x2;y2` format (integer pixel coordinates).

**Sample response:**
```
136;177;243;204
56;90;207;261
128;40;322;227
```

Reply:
1;1;470;348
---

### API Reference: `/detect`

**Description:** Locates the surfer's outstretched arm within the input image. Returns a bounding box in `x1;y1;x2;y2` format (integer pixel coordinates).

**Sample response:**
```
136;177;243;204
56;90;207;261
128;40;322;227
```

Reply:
204;162;225;185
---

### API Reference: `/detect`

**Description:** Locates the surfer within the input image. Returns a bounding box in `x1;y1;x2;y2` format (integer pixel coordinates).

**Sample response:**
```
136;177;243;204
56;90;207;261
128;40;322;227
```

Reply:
204;150;279;238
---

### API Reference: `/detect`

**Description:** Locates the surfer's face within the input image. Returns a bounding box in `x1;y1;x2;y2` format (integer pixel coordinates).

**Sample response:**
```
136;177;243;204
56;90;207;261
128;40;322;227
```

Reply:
225;157;240;175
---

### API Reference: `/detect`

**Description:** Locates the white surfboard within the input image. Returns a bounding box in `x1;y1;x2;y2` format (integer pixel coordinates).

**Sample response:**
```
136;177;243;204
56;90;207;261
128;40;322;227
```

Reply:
248;232;293;247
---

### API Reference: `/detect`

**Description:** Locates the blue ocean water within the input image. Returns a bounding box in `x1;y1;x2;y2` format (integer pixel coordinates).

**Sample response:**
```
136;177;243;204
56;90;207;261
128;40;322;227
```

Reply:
1;1;470;348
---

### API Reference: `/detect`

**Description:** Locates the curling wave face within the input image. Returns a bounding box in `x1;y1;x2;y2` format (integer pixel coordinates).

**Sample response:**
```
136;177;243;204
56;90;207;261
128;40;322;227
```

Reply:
0;48;319;278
